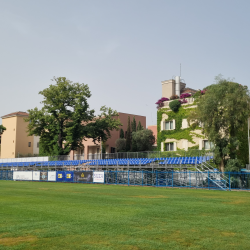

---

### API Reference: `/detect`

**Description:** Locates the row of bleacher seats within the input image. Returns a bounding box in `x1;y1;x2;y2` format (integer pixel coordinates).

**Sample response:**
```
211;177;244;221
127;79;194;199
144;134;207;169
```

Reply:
0;156;213;167
159;156;212;165
85;158;155;166
85;156;213;166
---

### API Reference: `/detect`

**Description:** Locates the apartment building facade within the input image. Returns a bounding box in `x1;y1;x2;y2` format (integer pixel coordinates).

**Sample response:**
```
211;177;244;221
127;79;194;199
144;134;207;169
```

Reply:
1;111;39;158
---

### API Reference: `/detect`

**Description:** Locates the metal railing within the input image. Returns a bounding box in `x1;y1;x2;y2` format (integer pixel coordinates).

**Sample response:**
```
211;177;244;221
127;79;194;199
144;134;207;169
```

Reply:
87;150;213;160
74;154;85;160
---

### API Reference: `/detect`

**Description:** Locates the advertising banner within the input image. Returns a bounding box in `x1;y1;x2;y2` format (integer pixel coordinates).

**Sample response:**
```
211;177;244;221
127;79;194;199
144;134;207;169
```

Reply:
64;171;74;182
56;171;65;182
48;171;56;181
33;171;40;181
93;171;105;183
13;171;32;181
74;171;93;183
40;171;48;181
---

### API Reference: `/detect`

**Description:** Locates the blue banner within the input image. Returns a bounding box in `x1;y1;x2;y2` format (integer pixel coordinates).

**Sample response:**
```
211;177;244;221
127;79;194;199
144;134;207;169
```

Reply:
56;171;65;182
64;171;74;182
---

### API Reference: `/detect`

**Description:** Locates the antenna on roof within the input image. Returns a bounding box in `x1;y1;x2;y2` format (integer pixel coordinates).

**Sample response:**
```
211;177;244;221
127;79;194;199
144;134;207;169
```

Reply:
180;63;181;77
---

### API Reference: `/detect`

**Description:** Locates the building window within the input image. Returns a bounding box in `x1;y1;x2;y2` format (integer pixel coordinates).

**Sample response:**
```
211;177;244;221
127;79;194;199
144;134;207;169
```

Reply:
97;148;100;154
165;121;174;130
165;142;174;151
28;142;31;147
111;147;116;153
204;140;214;150
37;142;39;148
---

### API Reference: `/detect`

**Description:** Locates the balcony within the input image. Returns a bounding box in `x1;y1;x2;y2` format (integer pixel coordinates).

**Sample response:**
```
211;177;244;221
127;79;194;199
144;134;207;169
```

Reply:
162;97;195;108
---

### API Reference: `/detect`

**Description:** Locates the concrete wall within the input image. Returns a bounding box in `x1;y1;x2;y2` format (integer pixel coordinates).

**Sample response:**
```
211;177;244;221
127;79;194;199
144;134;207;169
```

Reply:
162;79;175;99
33;136;40;155
15;116;33;157
161;79;186;99
1;114;39;159
1;116;17;158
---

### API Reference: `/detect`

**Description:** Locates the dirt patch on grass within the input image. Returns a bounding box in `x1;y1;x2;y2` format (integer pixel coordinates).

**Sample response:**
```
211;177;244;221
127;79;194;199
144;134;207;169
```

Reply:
224;199;247;205
201;196;224;199
120;245;141;250
38;188;49;190
221;232;236;237
200;213;211;217
0;235;37;246
162;230;194;247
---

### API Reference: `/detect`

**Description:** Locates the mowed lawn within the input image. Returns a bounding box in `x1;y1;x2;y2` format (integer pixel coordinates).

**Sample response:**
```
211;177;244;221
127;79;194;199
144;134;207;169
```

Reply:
0;182;250;250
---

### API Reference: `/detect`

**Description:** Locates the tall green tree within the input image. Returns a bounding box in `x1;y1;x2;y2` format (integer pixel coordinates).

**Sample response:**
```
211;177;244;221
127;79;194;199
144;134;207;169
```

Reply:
137;121;143;131
27;77;121;156
131;117;137;132
120;128;124;138
125;116;131;151
131;117;137;151
188;76;250;171
132;129;155;151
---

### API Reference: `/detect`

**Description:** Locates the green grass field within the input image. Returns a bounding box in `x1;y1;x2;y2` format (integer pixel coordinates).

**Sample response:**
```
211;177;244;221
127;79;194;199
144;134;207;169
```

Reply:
0;181;250;250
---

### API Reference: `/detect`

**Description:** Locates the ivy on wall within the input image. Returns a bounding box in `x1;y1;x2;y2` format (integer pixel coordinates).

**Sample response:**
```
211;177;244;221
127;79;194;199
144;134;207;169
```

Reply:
157;106;203;151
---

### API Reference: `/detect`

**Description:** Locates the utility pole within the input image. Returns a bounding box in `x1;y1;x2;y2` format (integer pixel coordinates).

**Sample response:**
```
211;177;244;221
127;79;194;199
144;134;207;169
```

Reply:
248;117;250;169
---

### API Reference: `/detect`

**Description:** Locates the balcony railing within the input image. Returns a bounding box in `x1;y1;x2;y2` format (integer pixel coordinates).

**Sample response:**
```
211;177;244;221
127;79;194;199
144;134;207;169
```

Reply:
163;97;195;108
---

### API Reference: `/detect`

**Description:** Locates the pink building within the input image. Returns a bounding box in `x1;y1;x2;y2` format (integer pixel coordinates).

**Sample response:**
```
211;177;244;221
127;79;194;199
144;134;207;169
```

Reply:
70;112;146;159
147;125;157;147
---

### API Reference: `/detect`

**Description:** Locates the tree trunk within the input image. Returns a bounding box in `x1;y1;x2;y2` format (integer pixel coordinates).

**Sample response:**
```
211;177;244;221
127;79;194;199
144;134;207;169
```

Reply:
220;158;225;173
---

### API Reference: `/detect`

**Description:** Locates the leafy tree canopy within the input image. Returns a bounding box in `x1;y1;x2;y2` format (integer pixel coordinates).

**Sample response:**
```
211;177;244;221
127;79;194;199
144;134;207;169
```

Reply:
188;76;250;171
132;129;155;151
115;138;126;152
0;125;6;136
27;77;122;155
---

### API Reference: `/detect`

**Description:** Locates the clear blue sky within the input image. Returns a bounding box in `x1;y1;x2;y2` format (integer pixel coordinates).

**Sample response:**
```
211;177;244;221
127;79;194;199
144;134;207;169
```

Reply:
1;0;250;126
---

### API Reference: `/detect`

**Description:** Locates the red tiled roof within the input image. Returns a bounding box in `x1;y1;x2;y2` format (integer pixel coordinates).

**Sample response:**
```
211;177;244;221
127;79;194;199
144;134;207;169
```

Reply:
1;111;29;118
181;87;197;94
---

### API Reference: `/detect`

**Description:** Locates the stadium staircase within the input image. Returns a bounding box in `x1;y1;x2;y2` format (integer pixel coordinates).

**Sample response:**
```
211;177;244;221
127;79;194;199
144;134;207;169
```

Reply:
196;161;229;191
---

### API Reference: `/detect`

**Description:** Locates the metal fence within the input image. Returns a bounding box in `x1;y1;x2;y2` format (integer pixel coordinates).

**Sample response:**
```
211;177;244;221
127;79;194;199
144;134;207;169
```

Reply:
87;150;213;160
1;170;250;191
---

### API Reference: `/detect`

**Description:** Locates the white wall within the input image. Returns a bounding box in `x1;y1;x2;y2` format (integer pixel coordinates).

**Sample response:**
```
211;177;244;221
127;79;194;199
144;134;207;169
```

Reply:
33;136;40;155
0;156;49;163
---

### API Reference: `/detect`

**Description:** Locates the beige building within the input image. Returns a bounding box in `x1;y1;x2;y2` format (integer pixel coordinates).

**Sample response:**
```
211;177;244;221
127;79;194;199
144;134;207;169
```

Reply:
159;78;211;152
1;111;39;159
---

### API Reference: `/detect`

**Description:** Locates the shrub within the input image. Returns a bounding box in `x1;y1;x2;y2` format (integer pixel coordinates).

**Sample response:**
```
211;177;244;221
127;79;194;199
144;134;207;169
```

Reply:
201;89;206;95
115;138;126;152
170;95;179;100
169;100;181;112
225;159;242;172
180;93;191;99
155;97;169;109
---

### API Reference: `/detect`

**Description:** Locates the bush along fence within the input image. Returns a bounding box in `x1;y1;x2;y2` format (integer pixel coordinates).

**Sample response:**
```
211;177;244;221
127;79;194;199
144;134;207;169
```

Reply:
1;170;250;191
